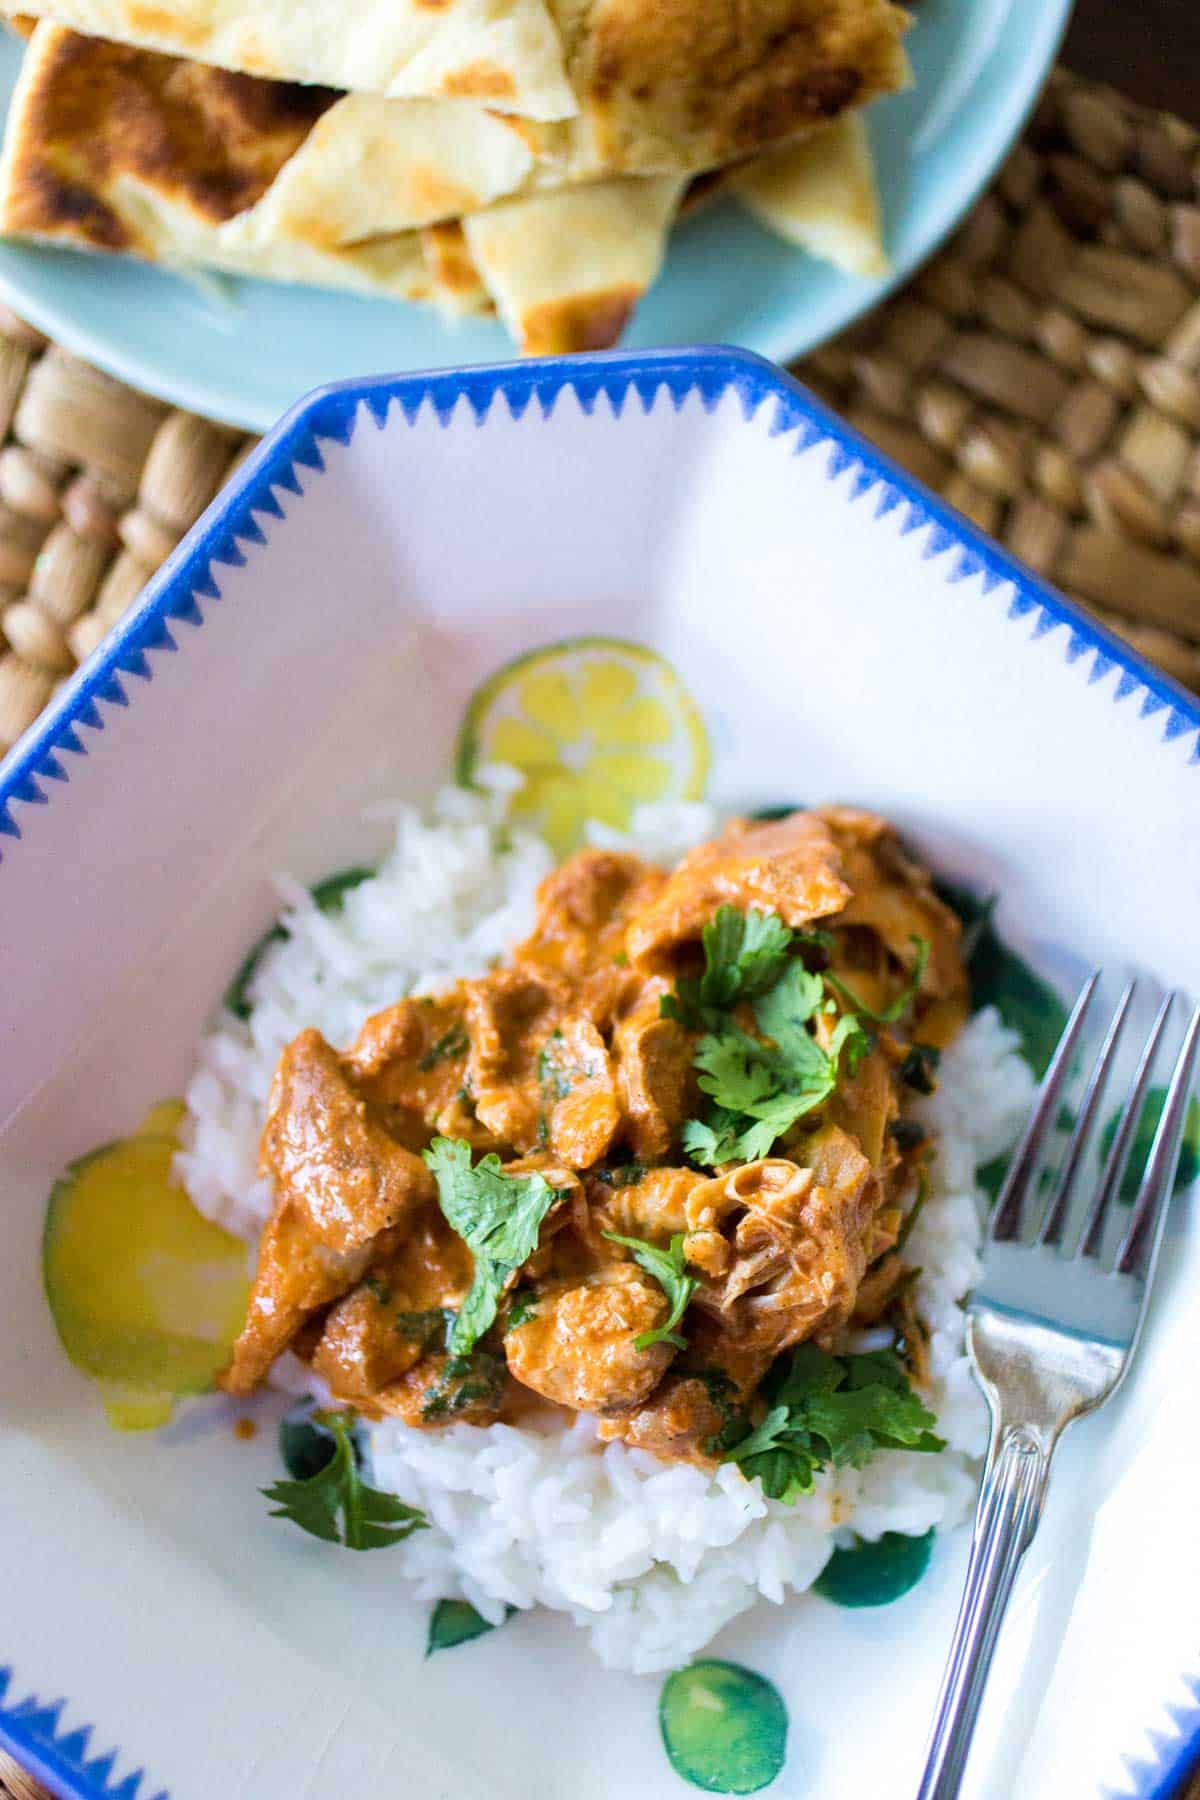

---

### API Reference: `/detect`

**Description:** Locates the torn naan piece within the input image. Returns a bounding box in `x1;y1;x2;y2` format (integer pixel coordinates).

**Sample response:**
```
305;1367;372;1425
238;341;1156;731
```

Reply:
0;0;578;120
420;219;494;317
731;112;887;276
1;0;911;166
0;25;433;298
462;175;683;353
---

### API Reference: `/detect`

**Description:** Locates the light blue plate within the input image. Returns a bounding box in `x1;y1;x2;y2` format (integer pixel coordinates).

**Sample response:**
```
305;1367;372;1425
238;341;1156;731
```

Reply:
0;0;1071;429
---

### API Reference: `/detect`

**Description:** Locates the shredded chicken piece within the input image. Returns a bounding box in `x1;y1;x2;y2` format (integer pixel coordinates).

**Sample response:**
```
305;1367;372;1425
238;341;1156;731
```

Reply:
227;806;968;1455
310;1207;473;1411
221;1029;435;1394
504;1263;674;1412
465;970;621;1166
610;978;694;1158
346;990;491;1151
685;1129;874;1351
626;811;852;967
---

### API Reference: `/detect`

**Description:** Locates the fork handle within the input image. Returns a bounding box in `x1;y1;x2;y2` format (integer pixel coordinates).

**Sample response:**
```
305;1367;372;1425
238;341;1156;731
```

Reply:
915;1427;1051;1800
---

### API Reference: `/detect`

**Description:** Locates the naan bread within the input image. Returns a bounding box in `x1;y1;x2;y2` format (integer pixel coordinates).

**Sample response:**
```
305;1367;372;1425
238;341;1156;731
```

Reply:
0;0;577;120
731;112;886;275
0;26;434;295
0;22;896;352
0;25;684;348
1;0;910;165
462;175;683;353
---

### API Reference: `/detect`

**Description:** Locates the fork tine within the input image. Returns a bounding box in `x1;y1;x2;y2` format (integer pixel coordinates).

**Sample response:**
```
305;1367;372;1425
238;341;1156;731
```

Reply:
1113;1000;1200;1274
990;970;1101;1242
1077;993;1174;1260
1033;980;1137;1247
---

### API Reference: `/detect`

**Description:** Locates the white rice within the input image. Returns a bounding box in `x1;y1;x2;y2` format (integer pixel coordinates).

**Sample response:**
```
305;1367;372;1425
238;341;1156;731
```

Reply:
179;781;1036;1675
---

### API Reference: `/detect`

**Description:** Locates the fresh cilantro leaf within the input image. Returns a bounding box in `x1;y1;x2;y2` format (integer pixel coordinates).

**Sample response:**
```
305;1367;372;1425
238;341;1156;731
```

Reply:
826;937;931;1025
603;1230;697;1349
424;1138;560;1354
721;1405;820;1503
418;1024;469;1071
420;1349;508;1421
426;1599;514;1657
721;1345;943;1504
694;1029;779;1112
765;1339;847;1405
682;1111;745;1166
505;1286;539;1329
662;906;795;1028
682;974;869;1167
394;1308;455;1350
262;1410;427;1550
751;960;826;1059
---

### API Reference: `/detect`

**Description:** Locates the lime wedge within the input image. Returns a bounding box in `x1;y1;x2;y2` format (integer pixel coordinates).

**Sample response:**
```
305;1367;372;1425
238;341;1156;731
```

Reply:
43;1101;250;1431
457;637;709;855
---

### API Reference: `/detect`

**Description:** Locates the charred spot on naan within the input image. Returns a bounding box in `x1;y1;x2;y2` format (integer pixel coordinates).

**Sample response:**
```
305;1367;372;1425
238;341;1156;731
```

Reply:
521;284;640;354
3;27;338;248
440;60;518;100
420;219;494;312
572;0;908;171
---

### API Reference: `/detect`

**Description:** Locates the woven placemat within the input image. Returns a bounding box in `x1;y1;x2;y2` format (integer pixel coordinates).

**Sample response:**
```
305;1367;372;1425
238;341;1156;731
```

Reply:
0;66;1196;762
0;65;1199;758
3;57;1200;1800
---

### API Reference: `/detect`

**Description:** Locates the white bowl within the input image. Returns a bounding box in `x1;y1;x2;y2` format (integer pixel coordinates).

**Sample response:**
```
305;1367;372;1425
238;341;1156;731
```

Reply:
1;347;1198;1800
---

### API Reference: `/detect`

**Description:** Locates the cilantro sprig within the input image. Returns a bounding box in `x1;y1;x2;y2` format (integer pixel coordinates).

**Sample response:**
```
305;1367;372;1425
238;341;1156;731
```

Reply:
661;905;798;1029
682;960;870;1167
603;1231;697;1349
262;1410;427;1549
664;906;931;1168
720;1344;944;1503
424;1138;561;1355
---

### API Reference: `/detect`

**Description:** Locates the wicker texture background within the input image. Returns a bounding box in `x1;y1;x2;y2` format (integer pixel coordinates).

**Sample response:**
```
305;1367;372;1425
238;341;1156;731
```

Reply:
4;56;1200;1800
1;68;1200;759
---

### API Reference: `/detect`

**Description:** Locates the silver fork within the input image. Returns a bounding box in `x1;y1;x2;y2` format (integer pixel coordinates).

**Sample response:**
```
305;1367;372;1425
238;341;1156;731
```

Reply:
915;975;1200;1800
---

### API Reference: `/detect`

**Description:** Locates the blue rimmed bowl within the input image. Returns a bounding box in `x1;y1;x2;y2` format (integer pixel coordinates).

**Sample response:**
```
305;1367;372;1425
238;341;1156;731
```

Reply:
0;347;1197;1800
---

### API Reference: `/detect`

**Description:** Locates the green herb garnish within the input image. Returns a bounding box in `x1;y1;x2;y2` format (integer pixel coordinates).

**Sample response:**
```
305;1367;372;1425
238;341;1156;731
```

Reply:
420;1349;507;1421
426;1599;513;1656
825;936;930;1025
661;905;796;1029
262;1410;427;1549
418;1024;469;1071
682;959;869;1166
505;1286;539;1329
225;865;374;1021
602;1231;697;1350
424;1139;560;1355
394;1307;455;1349
721;1344;943;1503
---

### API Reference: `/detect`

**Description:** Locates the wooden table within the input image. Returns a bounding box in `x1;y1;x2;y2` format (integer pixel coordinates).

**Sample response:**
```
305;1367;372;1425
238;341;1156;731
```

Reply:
3;5;1199;1799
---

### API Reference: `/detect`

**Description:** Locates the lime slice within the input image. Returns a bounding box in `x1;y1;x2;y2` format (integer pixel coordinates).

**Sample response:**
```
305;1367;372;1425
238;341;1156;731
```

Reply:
43;1101;250;1431
457;637;709;855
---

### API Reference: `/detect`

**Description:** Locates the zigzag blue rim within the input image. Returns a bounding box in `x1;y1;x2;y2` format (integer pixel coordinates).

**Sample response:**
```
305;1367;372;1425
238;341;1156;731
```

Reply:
0;346;1196;1800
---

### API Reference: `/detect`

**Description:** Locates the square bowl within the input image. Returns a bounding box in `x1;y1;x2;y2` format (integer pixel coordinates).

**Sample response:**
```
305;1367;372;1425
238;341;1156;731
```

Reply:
1;347;1198;1800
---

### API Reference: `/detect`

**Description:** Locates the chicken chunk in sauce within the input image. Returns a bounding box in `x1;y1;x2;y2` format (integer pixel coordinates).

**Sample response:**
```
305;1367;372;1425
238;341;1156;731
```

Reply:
223;808;965;1470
